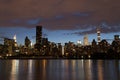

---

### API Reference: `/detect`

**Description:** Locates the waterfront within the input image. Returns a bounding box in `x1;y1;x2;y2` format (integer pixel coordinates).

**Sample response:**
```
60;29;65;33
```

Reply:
0;59;119;80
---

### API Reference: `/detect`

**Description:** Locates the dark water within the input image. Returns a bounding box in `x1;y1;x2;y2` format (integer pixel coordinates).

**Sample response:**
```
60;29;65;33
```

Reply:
0;59;119;80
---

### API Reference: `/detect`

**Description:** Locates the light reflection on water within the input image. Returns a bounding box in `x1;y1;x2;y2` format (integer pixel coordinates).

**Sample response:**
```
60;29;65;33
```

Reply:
0;60;119;80
10;60;19;80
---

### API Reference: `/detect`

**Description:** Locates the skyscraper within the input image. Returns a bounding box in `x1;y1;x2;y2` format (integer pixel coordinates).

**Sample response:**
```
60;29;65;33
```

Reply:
83;34;89;46
13;34;17;42
4;38;14;54
35;26;42;50
36;26;42;44
97;27;101;43
13;34;17;47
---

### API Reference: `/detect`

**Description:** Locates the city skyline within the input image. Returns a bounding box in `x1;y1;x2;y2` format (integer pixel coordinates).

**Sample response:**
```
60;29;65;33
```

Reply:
0;0;120;45
0;26;120;45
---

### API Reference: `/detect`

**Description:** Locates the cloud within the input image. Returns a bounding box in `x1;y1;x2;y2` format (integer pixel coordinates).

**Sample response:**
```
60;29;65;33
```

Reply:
67;24;120;36
0;0;120;33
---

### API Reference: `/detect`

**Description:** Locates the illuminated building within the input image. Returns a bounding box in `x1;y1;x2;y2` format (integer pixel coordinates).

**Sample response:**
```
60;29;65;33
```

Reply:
13;34;17;42
83;34;89;46
4;38;14;55
77;40;82;47
97;27;101;43
62;45;64;56
30;42;34;48
13;34;17;47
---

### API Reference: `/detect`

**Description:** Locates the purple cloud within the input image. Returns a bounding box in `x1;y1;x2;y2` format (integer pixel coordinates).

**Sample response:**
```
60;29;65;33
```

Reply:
0;0;120;33
68;24;120;36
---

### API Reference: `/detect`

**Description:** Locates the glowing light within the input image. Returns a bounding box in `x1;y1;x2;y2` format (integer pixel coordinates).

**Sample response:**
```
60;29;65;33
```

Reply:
77;40;81;44
62;45;64;56
0;56;2;58
88;55;91;58
13;34;17;42
81;56;84;58
31;42;33;46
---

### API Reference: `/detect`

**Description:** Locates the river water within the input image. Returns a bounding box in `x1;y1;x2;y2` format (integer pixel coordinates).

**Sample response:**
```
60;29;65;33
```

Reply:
0;59;119;80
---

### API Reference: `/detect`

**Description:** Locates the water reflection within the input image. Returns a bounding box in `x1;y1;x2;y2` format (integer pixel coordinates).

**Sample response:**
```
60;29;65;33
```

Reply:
28;60;33;80
0;60;119;80
84;60;93;80
42;60;47;80
97;60;103;80
10;60;19;80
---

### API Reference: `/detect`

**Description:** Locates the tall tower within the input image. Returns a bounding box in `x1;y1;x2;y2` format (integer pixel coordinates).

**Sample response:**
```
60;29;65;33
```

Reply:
13;34;17;47
83;34;89;46
36;26;42;44
35;26;42;50
13;34;17;42
97;27;101;43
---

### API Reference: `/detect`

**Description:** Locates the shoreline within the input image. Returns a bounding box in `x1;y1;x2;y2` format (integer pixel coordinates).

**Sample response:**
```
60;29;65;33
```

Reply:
0;56;120;60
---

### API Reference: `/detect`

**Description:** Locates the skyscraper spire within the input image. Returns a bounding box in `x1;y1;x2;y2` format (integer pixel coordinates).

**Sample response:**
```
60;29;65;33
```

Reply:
13;34;17;42
13;34;17;47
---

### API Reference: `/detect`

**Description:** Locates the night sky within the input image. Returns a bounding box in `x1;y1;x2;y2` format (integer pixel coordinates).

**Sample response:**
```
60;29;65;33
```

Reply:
0;0;120;45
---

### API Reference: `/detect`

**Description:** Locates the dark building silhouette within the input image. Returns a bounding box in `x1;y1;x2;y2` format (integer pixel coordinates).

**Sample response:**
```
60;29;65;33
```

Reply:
35;26;42;51
42;38;48;45
92;39;97;47
36;26;42;44
41;38;49;55
114;35;119;41
4;38;14;46
111;35;120;54
24;36;31;47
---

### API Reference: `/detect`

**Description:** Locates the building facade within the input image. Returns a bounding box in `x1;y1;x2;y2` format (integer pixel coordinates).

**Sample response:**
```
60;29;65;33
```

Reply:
97;27;101;43
83;34;89;46
35;26;42;51
4;38;15;55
